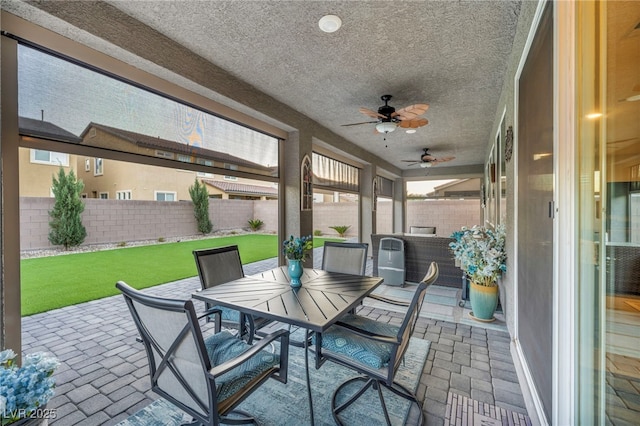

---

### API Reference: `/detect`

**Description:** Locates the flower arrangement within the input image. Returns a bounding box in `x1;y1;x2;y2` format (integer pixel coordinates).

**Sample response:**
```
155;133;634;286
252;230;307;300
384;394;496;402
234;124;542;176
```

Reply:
282;235;313;261
449;224;507;286
0;350;59;425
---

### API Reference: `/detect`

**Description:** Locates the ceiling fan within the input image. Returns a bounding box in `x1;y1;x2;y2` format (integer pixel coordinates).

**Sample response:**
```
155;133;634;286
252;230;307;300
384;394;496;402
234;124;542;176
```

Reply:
402;148;455;168
342;95;429;134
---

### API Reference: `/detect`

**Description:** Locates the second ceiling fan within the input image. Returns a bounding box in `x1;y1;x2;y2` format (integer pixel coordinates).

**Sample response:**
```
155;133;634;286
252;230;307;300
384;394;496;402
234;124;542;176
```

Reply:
402;148;455;168
342;95;429;134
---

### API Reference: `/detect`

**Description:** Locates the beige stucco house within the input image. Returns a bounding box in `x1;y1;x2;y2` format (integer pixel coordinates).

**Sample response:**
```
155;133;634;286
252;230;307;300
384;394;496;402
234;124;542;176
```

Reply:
76;122;277;201
18;117;81;197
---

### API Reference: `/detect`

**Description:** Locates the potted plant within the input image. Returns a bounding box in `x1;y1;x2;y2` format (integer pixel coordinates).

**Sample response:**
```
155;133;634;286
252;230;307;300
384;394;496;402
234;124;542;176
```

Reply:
0;349;59;425
282;235;313;288
449;224;506;321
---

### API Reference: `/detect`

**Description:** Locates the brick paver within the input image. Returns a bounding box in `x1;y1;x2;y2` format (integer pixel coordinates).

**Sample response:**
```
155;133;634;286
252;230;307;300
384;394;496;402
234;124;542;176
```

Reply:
21;250;530;425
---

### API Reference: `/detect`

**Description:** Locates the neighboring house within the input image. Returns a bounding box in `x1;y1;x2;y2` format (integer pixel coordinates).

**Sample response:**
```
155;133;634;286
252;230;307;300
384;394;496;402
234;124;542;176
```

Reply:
18;117;81;197
201;179;277;200
76;122;277;200
427;178;481;198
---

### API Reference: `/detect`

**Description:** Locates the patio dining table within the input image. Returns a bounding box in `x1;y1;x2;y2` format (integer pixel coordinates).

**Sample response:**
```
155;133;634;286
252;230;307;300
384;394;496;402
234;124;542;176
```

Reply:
192;265;384;425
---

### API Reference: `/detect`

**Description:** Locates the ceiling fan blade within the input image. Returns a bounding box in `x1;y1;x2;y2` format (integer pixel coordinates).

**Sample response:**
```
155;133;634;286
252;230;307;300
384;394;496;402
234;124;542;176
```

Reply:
397;118;429;129
359;107;385;119
421;155;436;162
432;156;455;163
394;103;429;120
341;120;378;127
401;161;419;166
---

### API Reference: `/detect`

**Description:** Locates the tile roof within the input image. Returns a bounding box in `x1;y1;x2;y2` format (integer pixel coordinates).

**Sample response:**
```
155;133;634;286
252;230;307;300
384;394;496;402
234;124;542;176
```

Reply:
202;179;278;196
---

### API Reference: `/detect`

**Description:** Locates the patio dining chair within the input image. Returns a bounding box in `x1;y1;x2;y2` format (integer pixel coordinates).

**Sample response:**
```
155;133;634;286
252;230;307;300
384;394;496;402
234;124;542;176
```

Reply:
193;245;271;343
117;281;289;426
313;262;438;425
322;241;369;276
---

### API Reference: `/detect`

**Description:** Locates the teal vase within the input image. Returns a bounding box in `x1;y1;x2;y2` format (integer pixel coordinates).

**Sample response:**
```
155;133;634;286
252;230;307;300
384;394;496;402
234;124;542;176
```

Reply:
287;259;303;288
469;280;499;321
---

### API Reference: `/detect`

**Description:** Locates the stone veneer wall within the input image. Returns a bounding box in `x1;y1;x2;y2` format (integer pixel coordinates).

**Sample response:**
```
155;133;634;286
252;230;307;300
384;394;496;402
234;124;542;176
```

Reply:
20;197;479;249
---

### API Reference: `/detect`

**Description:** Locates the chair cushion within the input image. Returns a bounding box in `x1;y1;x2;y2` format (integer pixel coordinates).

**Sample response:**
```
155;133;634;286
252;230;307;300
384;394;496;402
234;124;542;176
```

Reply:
203;331;279;403
209;305;241;322
319;314;399;369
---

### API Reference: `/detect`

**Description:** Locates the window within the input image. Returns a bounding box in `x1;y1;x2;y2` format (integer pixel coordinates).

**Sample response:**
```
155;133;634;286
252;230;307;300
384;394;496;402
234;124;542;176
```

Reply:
30;149;69;166
99;192;109;199
84;158;90;172
116;190;132;200
224;163;238;181
155;191;176;201
94;158;103;176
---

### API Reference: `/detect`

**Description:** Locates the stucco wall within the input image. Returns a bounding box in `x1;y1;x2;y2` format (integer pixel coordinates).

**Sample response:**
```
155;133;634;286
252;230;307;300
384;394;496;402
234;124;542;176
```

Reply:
21;197;480;250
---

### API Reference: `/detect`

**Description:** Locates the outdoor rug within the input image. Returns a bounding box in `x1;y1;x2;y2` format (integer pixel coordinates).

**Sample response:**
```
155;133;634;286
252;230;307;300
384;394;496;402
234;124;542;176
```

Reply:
117;337;430;426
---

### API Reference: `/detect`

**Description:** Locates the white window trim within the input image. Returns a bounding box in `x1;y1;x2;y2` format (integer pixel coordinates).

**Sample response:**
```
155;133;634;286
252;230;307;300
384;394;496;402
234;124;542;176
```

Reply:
29;149;69;167
116;190;132;200
154;191;177;202
84;158;90;172
94;158;104;176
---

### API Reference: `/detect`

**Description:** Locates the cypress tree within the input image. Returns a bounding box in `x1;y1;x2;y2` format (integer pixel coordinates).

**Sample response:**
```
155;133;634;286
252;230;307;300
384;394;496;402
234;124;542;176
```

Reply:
48;167;87;249
189;178;213;234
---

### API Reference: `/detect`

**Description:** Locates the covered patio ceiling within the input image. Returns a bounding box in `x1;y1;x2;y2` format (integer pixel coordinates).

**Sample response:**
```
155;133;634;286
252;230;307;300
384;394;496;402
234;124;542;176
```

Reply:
6;0;522;178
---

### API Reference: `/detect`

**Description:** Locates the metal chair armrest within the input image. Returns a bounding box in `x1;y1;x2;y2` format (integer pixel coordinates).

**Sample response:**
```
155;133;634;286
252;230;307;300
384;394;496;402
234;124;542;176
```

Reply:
333;320;400;345
366;293;410;307
209;329;289;377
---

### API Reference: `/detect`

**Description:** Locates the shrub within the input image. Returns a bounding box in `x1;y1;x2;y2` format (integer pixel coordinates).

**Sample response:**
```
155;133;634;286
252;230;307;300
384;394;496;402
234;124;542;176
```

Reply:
157;237;165;243
329;225;351;238
248;219;264;231
313;229;322;236
48;167;87;250
188;179;213;234
117;241;127;247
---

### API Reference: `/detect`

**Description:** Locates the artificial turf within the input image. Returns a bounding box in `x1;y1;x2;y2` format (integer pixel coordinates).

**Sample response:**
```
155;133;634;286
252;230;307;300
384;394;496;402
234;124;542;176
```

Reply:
21;234;339;316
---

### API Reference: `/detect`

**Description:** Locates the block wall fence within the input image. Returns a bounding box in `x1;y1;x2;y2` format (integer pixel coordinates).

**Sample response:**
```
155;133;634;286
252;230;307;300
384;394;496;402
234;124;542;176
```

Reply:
19;197;479;250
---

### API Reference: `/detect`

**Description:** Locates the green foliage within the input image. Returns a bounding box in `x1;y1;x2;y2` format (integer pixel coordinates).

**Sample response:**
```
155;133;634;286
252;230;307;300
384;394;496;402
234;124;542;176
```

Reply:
21;235;342;315
329;225;351;238
157;237;165;243
117;242;127;247
48;167;87;250
188;179;213;234
313;229;322;236
248;219;264;231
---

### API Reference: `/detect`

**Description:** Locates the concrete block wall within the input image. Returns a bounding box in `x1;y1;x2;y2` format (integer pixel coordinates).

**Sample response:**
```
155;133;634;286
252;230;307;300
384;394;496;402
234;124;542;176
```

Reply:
253;200;278;233
313;202;359;237
20;197;479;250
406;199;481;237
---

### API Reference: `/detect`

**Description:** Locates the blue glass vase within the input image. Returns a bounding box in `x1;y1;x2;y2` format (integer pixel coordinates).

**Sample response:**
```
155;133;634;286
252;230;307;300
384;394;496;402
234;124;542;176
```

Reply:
287;259;303;288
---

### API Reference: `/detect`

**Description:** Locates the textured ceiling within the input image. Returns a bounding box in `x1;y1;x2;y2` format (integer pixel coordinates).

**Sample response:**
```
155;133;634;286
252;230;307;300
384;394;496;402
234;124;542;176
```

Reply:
10;0;522;175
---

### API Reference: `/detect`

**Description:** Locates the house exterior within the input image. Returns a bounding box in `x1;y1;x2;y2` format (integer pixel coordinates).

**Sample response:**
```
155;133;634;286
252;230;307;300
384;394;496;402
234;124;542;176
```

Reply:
75;122;277;201
18;117;80;197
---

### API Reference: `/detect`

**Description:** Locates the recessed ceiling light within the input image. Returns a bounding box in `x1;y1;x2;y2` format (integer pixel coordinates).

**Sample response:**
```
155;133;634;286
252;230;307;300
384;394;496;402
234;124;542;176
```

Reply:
405;129;417;134
319;15;342;33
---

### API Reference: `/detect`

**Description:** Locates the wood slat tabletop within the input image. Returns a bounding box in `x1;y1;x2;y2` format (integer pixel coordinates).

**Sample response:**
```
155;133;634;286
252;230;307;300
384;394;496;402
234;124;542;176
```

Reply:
192;266;383;332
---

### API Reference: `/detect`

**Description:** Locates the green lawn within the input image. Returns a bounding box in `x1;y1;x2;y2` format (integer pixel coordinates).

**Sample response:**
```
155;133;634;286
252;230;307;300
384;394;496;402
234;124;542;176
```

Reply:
21;234;340;316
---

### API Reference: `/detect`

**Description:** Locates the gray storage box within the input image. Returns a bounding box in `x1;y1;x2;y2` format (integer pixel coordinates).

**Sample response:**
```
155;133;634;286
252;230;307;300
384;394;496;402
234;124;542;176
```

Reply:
378;237;406;286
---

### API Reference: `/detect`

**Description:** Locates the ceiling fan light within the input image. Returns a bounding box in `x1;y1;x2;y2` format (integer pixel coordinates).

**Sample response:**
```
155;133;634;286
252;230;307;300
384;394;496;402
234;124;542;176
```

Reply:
405;129;417;134
420;162;432;168
376;121;397;134
318;15;342;33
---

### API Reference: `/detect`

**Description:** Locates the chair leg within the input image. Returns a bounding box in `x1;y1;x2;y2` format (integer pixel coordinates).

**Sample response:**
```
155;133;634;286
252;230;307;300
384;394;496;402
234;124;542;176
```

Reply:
220;408;260;425
331;376;425;426
331;376;375;425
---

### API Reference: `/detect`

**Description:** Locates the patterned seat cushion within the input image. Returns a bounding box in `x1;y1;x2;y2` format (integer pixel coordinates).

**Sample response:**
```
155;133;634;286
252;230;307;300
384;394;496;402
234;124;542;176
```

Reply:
208;305;241;323
318;314;400;369
204;331;279;403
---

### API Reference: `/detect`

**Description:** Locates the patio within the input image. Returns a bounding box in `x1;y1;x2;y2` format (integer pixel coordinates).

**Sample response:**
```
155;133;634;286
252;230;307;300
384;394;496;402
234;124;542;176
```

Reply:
21;249;530;426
